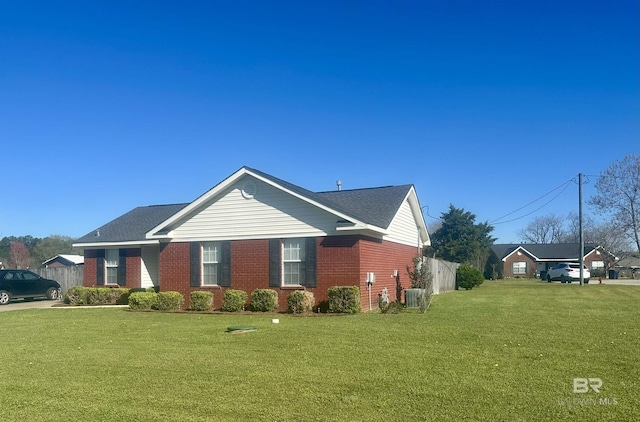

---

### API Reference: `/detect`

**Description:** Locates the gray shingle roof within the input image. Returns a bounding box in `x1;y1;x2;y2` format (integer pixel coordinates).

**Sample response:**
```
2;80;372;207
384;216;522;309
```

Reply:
491;243;598;260
75;167;415;244
75;203;188;244
246;166;412;229
316;186;413;228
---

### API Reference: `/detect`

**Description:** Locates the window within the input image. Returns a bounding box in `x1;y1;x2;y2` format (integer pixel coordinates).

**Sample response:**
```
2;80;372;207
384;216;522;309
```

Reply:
105;249;119;285
591;261;604;270
202;242;220;286
512;261;527;275
283;238;305;286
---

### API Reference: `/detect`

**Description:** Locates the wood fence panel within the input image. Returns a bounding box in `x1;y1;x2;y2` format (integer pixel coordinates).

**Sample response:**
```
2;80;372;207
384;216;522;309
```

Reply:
425;257;458;294
32;267;84;293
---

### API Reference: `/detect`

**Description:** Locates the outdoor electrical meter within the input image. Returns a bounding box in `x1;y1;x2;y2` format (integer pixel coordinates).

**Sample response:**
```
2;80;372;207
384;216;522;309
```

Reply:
366;272;376;285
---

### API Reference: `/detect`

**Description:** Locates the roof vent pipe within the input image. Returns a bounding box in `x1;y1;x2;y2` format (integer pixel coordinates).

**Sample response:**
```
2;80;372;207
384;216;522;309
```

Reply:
336;180;342;191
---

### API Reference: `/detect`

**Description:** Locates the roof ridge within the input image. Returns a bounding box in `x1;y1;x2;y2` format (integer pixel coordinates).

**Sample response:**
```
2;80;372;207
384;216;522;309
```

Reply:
316;184;412;194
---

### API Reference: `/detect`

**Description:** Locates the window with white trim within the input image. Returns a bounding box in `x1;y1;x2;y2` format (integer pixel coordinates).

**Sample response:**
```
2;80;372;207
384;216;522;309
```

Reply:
202;242;220;286
512;261;527;275
591;261;604;270
105;249;119;285
283;238;305;286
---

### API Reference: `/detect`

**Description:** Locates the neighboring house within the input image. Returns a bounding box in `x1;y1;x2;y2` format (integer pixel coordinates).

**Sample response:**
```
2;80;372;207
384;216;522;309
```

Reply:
43;254;85;268
73;167;430;311
614;253;640;278
487;243;617;279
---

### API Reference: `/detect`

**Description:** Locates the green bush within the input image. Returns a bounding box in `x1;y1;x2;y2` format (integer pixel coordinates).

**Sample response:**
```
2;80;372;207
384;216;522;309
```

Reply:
250;289;278;312
154;291;185;311
64;286;87;305
379;297;404;314
221;289;248;312
189;291;214;311
128;292;158;310
457;265;484;290
328;286;361;314
287;290;315;314
64;287;129;305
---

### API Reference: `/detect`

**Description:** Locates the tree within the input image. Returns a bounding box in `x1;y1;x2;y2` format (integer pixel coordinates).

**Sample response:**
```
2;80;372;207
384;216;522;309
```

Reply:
585;221;632;269
589;153;640;253
518;214;565;244
430;205;495;268
9;242;31;269
31;235;77;268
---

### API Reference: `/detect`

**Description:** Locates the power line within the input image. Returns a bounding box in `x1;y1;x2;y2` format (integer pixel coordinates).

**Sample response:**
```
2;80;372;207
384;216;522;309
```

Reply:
489;177;575;225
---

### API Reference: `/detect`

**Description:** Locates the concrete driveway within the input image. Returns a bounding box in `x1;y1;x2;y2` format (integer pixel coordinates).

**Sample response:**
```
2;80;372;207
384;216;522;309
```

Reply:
0;299;59;312
598;279;640;286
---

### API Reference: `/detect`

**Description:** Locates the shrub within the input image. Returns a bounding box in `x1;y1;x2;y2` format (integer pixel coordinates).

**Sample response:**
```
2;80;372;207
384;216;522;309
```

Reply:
128;292;158;310
380;300;404;314
328;286;361;314
154;291;185;311
457;265;484;290
64;287;129;305
84;288;130;305
251;289;278;312
287;290;315;314
189;291;214;311
221;289;248;312
64;286;87;305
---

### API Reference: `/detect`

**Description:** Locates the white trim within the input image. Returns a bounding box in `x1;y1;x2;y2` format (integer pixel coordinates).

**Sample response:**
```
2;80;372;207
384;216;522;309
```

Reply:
404;187;431;246
502;246;539;262
72;240;160;248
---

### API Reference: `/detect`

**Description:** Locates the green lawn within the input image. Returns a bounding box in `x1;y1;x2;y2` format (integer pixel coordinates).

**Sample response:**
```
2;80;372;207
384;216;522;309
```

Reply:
0;280;638;421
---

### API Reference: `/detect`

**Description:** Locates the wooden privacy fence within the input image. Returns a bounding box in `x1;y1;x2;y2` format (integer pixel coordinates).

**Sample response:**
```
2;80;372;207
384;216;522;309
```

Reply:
32;266;84;293
425;257;458;294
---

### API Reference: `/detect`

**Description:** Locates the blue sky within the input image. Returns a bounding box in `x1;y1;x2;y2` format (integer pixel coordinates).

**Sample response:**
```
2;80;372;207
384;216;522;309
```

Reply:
1;1;638;243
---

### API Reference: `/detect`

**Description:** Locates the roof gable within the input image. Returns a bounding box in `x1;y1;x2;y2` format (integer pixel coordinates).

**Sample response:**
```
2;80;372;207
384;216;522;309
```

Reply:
492;243;600;261
74;167;428;247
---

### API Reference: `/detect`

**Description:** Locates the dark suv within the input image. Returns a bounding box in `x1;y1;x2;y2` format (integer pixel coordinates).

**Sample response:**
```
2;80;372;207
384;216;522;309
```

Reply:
0;270;61;305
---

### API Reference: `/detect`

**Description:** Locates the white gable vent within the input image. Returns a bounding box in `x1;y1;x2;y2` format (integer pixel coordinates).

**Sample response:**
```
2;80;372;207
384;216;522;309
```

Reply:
241;181;257;199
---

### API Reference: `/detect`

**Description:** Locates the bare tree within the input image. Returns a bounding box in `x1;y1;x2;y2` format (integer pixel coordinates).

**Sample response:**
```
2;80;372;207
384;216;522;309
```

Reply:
589;153;640;253
588;221;632;268
9;242;31;269
563;212;597;244
518;214;565;244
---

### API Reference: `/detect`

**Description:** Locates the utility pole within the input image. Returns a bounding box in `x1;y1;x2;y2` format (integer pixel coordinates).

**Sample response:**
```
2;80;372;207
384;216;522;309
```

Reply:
579;173;584;286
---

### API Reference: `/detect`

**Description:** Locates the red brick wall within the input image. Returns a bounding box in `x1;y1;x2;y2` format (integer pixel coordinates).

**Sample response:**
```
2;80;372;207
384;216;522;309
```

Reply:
157;236;420;312
159;242;191;299
503;253;536;278
125;248;141;288
82;248;142;287
83;250;97;287
358;237;420;309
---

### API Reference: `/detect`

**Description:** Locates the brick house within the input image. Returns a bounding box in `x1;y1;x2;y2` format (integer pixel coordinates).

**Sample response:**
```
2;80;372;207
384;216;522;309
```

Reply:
73;167;430;311
487;243;616;279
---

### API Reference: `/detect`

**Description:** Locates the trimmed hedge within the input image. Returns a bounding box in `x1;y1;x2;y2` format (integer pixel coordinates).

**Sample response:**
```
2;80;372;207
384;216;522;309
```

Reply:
190;291;214;311
155;291;185;311
128;292;158;310
63;287;129;305
287;290;315;314
250;289;278;312
328;286;361;314
221;289;248;312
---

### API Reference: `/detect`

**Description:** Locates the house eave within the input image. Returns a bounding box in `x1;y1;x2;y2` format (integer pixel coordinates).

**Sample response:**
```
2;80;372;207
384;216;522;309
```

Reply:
73;240;160;249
